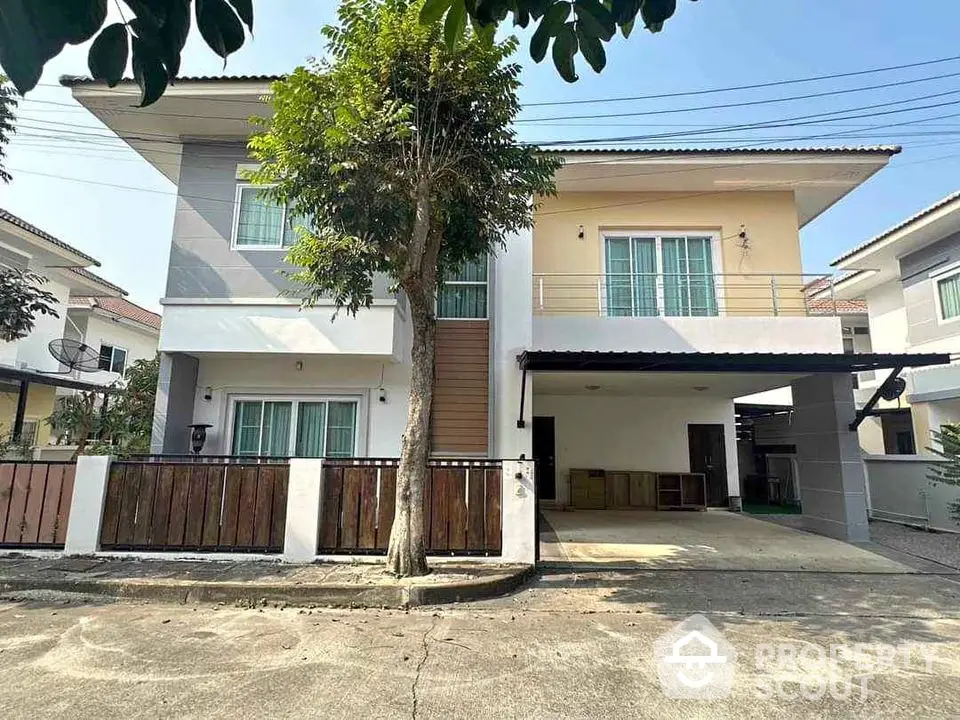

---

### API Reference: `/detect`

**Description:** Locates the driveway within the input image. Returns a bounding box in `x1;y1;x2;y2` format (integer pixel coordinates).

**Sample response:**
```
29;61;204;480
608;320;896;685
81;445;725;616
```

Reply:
540;509;910;572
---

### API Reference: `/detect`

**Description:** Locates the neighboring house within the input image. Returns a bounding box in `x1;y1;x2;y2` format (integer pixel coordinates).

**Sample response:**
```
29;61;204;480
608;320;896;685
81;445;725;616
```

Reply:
0;209;136;448
67;74;949;544
827;191;960;455
66;296;161;386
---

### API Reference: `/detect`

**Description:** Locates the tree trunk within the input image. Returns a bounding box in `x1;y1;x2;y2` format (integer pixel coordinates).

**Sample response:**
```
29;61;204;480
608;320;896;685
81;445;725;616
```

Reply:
386;295;435;576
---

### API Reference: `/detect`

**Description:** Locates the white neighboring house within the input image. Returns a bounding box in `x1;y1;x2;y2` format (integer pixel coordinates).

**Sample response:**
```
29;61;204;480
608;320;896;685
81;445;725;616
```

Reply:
0;209;135;448
65;296;161;386
828;191;960;455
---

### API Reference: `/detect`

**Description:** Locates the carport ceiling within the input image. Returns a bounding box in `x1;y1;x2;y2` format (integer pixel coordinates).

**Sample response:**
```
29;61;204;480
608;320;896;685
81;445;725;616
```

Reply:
533;372;804;398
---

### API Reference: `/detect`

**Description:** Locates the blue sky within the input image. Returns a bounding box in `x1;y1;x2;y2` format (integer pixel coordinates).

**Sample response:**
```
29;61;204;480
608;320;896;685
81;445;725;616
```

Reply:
4;0;960;311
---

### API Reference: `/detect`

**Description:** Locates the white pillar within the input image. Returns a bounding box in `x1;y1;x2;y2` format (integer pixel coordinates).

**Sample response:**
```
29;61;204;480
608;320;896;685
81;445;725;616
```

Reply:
64;455;112;556
500;459;536;564
283;458;324;563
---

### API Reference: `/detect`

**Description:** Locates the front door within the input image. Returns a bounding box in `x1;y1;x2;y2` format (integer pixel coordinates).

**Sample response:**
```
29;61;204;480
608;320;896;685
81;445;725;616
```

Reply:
532;416;556;501
688;424;728;507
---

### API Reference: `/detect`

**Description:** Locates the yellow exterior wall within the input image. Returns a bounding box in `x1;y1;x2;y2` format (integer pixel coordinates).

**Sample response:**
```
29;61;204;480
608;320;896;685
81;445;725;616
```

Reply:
0;385;57;446
532;191;803;316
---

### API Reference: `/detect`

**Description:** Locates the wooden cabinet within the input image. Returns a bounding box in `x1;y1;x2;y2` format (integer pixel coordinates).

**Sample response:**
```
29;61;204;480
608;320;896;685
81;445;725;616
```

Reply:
570;469;659;509
656;473;707;510
570;469;606;509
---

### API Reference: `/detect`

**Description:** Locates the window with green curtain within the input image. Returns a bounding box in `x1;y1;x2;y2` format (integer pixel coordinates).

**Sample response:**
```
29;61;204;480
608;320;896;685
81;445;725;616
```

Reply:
685;237;717;316
437;257;488;318
662;236;717;317
662;237;690;317
283;210;310;248
326;402;357;457
939;273;960;320
295;402;327;458
632;237;658;316
236;186;285;247
260;402;292;455
232;401;263;456
605;237;632;316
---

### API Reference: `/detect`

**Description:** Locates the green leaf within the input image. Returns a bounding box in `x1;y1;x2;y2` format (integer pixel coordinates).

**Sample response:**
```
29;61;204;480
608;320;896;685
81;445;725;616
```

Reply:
195;0;246;59
576;25;606;73
551;22;579;83
444;0;467;49
640;0;677;31
51;0;109;45
574;0;615;41
0;0;56;94
610;0;641;25
159;0;191;79
121;0;167;29
227;0;254;32
131;35;168;106
530;0;571;62
88;23;129;87
421;0;454;24
620;16;635;37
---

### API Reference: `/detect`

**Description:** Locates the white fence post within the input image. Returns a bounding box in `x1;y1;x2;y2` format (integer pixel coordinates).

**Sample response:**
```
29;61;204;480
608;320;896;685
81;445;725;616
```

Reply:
283;458;324;563
64;455;112;556
500;459;536;565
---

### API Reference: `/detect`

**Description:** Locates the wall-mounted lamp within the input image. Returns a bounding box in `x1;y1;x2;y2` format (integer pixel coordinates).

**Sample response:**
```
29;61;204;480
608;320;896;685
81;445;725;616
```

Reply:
378;387;388;404
203;386;213;401
577;225;585;241
295;360;304;371
188;424;213;455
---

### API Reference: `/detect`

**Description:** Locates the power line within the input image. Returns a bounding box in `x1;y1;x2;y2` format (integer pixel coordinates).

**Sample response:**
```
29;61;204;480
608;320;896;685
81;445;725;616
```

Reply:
518;70;960;124
523;54;960;107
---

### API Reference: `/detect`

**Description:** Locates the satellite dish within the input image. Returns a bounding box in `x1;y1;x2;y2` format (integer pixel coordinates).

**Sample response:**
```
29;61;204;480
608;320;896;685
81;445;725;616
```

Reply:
880;377;907;402
48;338;102;373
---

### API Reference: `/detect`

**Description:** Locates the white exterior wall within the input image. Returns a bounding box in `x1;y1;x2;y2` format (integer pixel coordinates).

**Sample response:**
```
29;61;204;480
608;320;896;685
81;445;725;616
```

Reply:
865;282;909;354
190;354;412;457
159;301;407;361
80;314;159;385
534;394;739;506
533;316;843;354
12;276;70;372
493;229;533;460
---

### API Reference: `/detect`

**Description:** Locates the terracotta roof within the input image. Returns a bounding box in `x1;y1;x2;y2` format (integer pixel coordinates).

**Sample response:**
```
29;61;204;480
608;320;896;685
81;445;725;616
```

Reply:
802;276;867;314
541;146;902;156
831;190;960;266
0;209;100;266
72;296;161;331
68;267;127;296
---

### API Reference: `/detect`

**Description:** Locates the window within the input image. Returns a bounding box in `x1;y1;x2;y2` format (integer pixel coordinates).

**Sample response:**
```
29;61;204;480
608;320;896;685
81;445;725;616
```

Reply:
232;185;305;250
98;344;127;374
604;234;717;317
936;271;960;321
231;398;358;458
437;257;488;319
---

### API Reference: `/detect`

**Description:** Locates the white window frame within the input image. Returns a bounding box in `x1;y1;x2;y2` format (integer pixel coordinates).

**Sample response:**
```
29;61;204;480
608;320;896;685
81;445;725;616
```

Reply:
931;261;960;325
230;183;298;251
98;343;128;375
226;395;362;458
436;256;490;320
599;230;724;317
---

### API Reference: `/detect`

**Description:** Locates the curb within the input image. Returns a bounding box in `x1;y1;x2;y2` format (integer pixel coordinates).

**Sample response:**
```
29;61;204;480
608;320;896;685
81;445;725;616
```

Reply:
0;565;535;609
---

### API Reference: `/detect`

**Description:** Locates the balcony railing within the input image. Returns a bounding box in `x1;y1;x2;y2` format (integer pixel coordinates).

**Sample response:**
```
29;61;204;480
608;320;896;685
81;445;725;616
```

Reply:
532;272;839;318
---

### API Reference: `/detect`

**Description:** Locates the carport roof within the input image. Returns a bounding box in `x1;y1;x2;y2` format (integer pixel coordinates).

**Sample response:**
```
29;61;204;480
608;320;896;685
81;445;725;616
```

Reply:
517;351;952;373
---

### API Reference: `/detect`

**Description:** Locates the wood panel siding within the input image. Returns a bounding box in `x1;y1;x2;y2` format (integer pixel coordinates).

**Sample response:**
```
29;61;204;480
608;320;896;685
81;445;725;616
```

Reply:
432;321;490;454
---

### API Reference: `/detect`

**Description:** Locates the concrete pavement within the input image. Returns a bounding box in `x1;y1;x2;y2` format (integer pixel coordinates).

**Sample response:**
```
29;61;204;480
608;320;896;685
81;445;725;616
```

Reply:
1;565;959;719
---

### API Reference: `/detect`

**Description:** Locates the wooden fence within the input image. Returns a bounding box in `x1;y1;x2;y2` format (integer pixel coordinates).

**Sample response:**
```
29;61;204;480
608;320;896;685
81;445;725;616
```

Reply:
319;460;502;556
0;462;75;549
99;461;289;553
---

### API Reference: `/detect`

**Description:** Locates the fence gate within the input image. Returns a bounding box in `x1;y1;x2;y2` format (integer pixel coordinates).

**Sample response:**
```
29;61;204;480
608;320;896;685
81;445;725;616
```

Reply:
0;462;75;549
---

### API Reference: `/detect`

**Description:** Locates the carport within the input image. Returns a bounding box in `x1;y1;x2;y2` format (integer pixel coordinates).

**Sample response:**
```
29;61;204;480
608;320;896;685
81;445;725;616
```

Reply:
518;350;949;550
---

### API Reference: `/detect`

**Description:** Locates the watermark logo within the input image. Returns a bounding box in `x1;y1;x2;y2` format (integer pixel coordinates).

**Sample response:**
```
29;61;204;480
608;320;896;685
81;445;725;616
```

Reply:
654;614;737;700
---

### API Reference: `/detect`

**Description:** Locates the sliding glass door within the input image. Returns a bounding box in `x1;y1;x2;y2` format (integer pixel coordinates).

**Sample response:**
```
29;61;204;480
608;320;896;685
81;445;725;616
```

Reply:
232;398;358;458
605;234;718;317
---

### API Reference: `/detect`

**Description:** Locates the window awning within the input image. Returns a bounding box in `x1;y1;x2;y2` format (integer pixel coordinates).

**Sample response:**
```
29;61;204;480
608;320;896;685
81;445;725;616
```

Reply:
517;351;952;374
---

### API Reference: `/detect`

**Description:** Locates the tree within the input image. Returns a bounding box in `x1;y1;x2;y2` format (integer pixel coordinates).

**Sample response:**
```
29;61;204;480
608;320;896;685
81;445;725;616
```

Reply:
0;269;59;342
0;75;17;183
928;423;960;526
248;0;559;576
2;0;689;107
46;355;159;457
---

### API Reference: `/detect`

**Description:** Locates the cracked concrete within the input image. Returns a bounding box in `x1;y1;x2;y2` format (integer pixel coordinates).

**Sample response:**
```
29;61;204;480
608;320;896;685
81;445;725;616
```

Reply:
411;615;439;720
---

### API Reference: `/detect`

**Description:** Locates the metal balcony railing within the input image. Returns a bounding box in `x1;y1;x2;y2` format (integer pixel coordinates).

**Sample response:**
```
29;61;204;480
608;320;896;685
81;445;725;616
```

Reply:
532;272;840;318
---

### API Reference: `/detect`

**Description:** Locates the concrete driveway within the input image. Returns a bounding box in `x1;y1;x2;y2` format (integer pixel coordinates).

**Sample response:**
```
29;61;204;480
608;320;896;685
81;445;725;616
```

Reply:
540;509;909;572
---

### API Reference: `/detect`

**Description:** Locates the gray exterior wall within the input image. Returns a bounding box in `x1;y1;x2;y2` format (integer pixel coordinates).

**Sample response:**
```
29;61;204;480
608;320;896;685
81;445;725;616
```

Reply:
167;142;392;300
151;352;199;454
898;230;960;347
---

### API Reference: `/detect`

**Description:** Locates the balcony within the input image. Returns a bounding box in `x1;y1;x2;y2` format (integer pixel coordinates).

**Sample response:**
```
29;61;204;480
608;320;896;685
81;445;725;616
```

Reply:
531;272;844;354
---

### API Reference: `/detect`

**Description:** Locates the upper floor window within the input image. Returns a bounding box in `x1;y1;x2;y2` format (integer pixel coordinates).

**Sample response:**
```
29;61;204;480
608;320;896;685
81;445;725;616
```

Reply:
438;257;488;319
232;184;303;250
98;344;126;374
936;270;960;321
604;234;718;317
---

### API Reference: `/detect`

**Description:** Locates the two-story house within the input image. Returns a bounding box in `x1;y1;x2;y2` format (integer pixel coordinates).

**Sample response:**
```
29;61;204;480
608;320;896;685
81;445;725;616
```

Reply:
0;209;160;450
66;74;950;545
827;191;960;455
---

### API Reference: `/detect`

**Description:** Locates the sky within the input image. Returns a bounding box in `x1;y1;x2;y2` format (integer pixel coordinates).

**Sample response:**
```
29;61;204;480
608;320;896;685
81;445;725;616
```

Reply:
4;0;960;312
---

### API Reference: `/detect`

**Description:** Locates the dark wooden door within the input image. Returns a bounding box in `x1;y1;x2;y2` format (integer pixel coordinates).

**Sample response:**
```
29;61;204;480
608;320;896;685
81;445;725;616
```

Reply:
532;416;556;501
688;424;728;507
